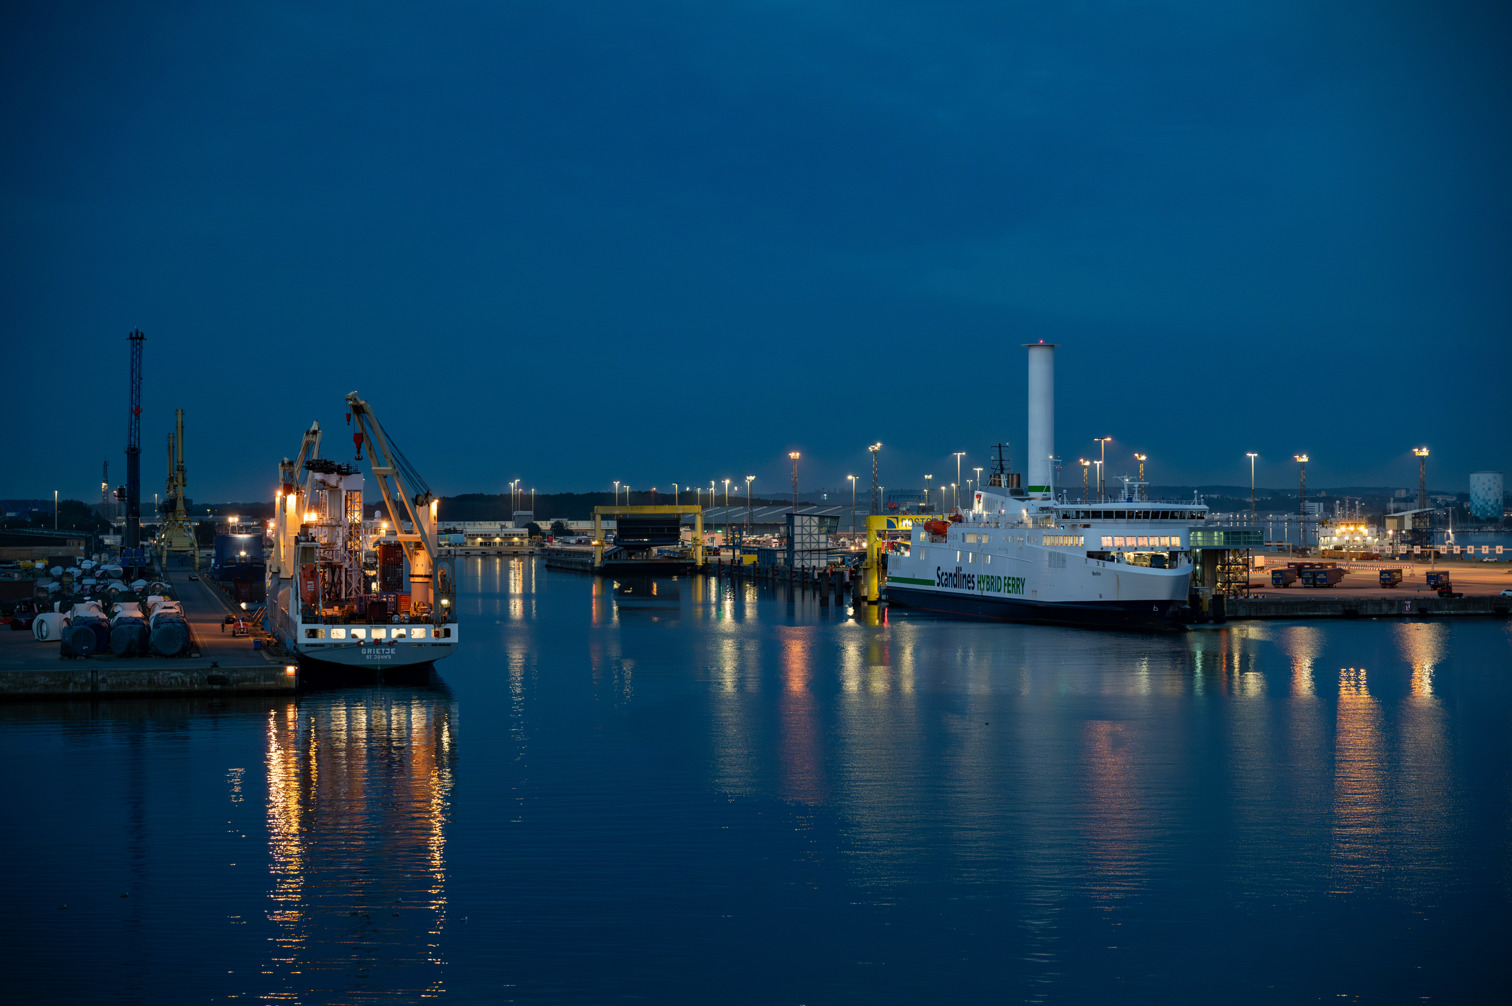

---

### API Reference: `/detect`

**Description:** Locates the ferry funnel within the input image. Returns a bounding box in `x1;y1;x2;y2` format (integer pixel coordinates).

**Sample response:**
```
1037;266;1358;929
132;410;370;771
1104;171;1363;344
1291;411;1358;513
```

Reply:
1023;342;1057;496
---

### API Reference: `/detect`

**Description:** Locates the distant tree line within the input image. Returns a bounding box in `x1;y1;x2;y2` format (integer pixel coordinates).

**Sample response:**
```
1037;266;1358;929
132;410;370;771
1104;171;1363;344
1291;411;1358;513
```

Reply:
437;491;787;522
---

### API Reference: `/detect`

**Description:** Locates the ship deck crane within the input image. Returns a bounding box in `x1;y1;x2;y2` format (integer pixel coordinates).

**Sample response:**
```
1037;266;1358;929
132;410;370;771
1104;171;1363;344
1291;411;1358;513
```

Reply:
269;422;322;584
345;392;455;618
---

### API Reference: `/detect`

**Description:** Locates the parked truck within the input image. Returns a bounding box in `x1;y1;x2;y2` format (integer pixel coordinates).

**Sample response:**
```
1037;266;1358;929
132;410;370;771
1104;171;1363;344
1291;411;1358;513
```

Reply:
1378;568;1403;588
1299;567;1345;588
1271;568;1299;588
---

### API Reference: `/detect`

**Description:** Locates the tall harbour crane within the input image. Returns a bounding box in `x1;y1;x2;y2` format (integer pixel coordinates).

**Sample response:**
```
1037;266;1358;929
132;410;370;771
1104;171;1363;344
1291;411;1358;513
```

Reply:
158;408;199;568
124;330;145;571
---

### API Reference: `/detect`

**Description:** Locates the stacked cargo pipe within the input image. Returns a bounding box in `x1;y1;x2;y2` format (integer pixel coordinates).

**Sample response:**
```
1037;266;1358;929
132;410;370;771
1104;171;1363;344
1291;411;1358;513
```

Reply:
108;602;150;656
61;600;110;658
145;596;191;657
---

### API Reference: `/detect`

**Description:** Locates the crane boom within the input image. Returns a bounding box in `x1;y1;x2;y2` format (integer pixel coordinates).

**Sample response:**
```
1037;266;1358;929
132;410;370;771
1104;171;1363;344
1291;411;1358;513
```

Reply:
344;391;452;614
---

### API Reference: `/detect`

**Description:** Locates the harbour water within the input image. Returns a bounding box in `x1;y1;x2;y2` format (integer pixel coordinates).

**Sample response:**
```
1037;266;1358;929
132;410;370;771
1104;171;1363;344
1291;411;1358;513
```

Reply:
3;556;1510;1003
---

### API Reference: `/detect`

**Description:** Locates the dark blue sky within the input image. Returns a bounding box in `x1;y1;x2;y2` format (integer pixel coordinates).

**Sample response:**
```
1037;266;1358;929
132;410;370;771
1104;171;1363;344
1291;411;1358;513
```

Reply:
5;1;1510;504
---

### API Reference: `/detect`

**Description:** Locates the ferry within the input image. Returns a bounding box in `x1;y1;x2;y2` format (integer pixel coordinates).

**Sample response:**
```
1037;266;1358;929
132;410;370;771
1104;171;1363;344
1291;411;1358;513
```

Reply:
882;343;1207;630
265;393;459;667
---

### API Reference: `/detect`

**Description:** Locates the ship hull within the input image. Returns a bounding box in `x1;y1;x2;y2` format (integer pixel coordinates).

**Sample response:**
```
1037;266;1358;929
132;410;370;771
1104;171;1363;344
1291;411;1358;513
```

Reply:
266;582;456;669
885;583;1184;630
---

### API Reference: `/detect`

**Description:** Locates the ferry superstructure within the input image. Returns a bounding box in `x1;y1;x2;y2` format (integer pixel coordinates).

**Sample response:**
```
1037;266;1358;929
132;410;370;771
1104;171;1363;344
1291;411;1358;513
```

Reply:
265;393;459;667
882;343;1207;629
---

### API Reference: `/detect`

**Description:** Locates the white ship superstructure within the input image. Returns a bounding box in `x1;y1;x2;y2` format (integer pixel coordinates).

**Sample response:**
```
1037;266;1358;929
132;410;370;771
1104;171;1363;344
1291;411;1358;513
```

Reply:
883;343;1207;629
266;394;458;667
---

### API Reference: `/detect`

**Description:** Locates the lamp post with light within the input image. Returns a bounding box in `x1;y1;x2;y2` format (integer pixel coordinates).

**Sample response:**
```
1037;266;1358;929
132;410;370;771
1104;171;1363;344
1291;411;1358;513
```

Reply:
1294;454;1309;550
788;452;800;511
1080;459;1090;502
867;443;882;513
952;452;965;500
847;475;857;534
745;475;755;527
1246;453;1257;519
1134;453;1147;501
54;489;58;529
1414;447;1429;511
923;474;932;512
1094;437;1112;501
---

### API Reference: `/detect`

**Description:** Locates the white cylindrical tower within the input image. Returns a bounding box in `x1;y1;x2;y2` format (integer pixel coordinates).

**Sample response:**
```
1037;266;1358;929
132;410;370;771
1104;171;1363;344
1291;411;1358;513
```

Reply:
1024;342;1057;495
1469;471;1503;521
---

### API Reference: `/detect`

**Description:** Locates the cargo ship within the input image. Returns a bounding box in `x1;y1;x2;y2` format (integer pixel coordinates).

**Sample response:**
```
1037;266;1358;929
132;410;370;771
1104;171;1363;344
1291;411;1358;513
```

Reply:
264;393;458;668
882;343;1207;630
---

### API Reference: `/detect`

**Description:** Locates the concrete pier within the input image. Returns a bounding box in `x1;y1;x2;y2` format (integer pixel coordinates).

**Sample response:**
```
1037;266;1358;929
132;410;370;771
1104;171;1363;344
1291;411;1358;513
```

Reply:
0;571;296;699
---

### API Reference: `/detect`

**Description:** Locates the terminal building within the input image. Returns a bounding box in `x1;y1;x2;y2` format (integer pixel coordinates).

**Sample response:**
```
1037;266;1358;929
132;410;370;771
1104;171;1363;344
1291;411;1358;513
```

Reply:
1469;471;1504;521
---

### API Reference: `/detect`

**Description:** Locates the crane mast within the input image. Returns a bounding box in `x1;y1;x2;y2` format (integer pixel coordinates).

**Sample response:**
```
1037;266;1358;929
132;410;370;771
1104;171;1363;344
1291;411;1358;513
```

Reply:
124;329;145;570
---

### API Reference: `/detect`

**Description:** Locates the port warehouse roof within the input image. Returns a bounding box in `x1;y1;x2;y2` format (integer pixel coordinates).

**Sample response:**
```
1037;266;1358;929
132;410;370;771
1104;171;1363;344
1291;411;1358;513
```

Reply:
693;505;868;530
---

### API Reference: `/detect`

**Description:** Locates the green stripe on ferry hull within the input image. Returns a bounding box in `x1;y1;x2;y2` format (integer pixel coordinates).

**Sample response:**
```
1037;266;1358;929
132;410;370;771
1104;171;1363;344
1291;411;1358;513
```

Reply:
889;576;934;585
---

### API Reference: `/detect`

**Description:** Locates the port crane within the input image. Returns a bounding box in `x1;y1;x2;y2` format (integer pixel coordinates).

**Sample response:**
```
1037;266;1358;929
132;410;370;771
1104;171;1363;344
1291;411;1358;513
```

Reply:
157;408;199;568
345;392;455;618
124;329;145;574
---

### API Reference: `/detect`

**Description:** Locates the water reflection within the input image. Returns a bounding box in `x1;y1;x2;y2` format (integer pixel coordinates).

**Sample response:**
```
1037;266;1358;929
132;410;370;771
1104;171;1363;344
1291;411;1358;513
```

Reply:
264;689;457;1000
777;626;825;806
1391;623;1452;894
1331;667;1387;890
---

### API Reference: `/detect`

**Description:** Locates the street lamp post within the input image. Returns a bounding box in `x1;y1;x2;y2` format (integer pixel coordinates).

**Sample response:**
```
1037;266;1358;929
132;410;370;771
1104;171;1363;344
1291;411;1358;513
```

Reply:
1080;459;1090;502
1294;454;1309;550
1094;438;1112;501
54;489;58;529
847;474;857;534
923;474;932;512
613;480;620;507
672;483;679;506
1134;454;1147;501
723;478;731;509
952;452;965;500
788;452;800;511
951;483;957;510
745;475;755;527
1246;453;1257;519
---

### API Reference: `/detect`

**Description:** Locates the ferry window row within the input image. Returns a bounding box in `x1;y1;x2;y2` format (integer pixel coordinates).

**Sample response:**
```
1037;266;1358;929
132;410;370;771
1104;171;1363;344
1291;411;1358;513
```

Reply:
1065;510;1188;521
302;626;435;640
1101;536;1181;548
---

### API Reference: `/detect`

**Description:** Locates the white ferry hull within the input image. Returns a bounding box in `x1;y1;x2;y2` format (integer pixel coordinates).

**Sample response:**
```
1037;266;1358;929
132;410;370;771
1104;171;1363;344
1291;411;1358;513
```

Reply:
885;555;1190;630
886;583;1185;629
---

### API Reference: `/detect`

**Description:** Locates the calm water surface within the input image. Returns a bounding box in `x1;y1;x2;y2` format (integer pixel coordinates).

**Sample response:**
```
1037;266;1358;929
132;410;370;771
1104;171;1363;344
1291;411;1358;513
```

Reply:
3;557;1510;1004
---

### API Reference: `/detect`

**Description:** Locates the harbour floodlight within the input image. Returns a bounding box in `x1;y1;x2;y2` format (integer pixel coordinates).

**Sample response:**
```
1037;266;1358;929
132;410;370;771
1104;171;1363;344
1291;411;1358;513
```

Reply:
1094;437;1112;500
1246;453;1258;516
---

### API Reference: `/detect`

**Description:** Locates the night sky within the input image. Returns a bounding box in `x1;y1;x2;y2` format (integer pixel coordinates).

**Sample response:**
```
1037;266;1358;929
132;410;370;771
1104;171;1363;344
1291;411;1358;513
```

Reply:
5;1;1510;505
